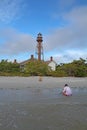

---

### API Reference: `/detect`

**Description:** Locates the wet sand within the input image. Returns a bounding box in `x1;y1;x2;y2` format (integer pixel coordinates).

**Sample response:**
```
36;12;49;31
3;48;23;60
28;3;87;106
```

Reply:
0;76;87;130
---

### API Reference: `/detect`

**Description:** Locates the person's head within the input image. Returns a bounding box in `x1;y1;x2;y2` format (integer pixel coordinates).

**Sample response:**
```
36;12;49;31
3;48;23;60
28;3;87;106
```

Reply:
64;84;68;87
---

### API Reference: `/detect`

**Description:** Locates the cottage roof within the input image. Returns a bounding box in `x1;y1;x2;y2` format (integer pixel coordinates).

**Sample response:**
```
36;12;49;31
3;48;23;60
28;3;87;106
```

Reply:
20;55;37;65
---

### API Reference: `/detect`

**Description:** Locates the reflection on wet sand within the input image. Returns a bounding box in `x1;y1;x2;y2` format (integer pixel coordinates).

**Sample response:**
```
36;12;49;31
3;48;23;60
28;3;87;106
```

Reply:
0;87;87;130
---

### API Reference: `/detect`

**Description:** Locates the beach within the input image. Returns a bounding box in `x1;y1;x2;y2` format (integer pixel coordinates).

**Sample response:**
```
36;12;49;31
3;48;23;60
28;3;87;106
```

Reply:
0;76;87;89
0;76;87;130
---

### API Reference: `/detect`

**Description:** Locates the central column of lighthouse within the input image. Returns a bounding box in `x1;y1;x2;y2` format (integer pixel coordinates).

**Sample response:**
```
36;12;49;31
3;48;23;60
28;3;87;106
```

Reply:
36;33;44;61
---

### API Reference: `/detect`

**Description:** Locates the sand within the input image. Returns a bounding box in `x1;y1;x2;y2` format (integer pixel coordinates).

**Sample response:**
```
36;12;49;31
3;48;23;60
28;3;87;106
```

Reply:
0;76;87;89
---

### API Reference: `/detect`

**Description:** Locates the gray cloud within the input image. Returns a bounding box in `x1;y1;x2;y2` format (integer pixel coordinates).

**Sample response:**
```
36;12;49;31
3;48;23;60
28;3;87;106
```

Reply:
0;28;35;55
44;5;87;63
0;2;87;63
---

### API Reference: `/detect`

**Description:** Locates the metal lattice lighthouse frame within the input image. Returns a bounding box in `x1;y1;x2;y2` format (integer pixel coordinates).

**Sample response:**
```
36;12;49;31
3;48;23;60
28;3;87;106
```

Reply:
36;33;44;61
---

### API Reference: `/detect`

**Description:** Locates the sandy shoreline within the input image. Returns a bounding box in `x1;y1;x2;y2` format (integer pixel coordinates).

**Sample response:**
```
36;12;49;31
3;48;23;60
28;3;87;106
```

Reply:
0;76;87;130
0;76;87;89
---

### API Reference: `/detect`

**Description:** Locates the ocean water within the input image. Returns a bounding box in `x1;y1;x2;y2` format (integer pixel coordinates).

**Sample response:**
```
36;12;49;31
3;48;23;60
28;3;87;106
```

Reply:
0;87;87;130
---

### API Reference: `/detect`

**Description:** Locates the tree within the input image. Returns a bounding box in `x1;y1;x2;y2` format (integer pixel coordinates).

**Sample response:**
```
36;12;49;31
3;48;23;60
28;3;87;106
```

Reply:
72;58;87;77
56;58;87;77
25;60;51;76
0;60;20;75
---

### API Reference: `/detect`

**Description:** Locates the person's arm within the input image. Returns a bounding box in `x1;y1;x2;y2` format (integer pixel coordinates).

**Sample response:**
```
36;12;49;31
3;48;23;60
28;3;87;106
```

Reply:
63;87;66;93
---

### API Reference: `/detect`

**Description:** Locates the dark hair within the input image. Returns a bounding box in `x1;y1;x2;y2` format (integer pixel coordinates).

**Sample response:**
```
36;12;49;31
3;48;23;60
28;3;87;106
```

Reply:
65;84;68;86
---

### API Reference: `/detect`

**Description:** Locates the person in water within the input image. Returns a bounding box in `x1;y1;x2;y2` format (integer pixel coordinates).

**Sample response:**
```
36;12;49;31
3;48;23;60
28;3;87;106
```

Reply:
62;84;72;96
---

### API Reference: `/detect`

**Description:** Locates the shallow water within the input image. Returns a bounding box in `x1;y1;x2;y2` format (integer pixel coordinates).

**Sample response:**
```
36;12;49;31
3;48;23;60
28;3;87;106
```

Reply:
0;87;87;130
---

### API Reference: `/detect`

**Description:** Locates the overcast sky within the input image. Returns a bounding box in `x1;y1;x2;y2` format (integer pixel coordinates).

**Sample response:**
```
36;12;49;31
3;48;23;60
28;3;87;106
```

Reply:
0;0;87;64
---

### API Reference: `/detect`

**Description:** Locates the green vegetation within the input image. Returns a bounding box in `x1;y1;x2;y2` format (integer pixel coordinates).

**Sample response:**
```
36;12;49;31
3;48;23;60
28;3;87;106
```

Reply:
0;58;87;77
25;60;51;76
0;60;20;76
56;58;87;77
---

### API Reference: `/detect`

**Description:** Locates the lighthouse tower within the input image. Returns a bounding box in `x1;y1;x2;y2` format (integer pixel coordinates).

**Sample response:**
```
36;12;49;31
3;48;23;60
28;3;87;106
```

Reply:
36;33;44;61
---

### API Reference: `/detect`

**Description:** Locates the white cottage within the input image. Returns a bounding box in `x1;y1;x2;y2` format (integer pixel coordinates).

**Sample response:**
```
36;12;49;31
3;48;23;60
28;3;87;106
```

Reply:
46;56;57;71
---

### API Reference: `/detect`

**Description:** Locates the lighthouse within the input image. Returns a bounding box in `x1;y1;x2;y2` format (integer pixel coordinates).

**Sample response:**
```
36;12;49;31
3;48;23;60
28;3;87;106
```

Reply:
36;33;44;61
